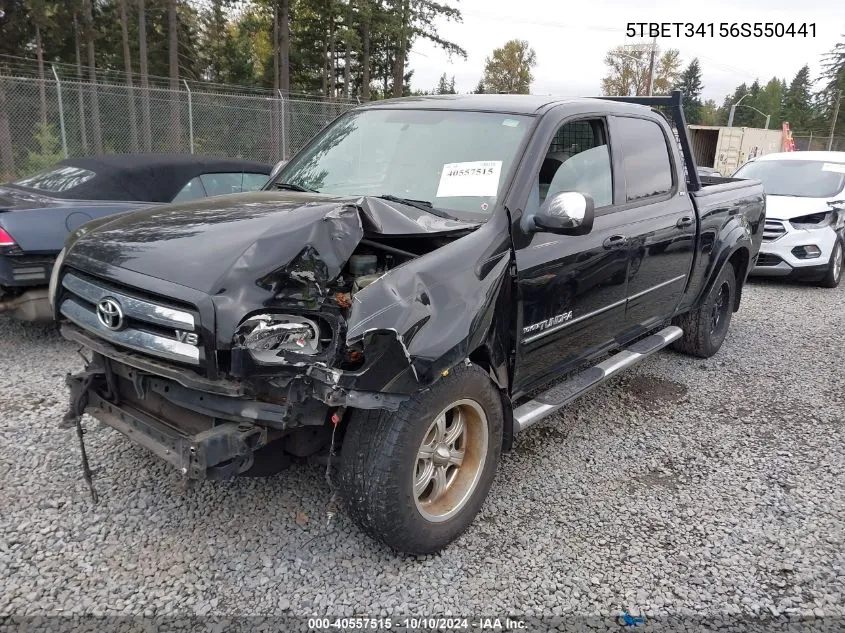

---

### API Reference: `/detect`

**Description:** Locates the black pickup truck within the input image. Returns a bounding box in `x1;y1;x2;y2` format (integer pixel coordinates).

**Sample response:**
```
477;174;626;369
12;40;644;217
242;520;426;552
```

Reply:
56;91;764;554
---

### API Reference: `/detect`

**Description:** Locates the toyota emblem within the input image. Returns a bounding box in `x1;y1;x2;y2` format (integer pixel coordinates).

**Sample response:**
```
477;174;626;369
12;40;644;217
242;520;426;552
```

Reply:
96;297;124;331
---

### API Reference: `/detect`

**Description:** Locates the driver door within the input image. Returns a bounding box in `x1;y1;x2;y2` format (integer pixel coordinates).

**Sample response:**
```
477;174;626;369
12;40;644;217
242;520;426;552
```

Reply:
512;116;630;394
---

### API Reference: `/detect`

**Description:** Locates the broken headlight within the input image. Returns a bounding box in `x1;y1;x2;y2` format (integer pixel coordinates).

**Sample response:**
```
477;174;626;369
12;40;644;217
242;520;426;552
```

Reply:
790;211;833;230
235;313;322;363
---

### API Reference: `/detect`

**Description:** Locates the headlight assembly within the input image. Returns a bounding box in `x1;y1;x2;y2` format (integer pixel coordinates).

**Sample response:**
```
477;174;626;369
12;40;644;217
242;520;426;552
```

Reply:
235;313;322;363
790;211;833;230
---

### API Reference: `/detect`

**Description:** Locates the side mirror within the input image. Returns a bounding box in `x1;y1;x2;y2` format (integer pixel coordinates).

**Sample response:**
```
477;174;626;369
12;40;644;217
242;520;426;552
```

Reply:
269;159;288;181
522;191;595;236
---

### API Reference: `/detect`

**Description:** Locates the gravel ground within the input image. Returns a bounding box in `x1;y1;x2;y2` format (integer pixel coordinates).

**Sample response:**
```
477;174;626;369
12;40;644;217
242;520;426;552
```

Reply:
1;279;844;630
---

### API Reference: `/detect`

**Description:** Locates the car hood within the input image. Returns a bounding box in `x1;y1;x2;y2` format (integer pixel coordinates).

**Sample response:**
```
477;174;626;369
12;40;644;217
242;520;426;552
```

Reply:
764;194;835;221
66;190;478;295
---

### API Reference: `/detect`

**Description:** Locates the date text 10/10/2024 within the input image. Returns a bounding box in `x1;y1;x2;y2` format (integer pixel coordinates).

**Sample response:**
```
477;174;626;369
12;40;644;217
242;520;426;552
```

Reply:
626;23;816;38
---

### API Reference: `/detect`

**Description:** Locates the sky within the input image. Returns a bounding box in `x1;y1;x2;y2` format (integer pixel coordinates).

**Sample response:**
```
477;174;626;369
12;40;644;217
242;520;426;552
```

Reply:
407;0;843;104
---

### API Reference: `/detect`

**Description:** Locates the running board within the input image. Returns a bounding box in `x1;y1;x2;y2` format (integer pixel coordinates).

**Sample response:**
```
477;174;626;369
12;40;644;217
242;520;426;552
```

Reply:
513;325;683;433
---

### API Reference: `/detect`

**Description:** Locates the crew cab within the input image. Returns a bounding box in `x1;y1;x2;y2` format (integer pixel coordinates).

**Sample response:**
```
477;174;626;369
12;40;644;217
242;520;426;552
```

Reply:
55;91;764;554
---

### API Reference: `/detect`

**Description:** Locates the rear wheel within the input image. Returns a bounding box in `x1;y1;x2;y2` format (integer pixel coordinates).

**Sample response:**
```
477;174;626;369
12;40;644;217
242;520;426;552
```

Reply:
672;262;736;358
338;363;503;554
818;238;843;288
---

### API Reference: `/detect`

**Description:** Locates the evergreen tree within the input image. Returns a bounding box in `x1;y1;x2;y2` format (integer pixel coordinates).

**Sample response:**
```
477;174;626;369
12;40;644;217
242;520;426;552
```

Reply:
675;58;703;123
435;73;456;94
781;65;814;132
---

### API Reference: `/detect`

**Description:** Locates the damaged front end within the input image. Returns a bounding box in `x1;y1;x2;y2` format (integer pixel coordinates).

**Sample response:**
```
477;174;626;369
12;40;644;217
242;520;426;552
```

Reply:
59;192;511;481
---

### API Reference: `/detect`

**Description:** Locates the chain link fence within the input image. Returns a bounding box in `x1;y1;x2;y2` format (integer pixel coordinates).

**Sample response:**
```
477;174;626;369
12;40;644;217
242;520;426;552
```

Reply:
0;72;357;180
792;135;845;152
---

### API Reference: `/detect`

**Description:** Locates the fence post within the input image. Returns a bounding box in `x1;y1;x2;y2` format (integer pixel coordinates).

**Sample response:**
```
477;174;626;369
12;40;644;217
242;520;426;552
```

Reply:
278;89;286;160
183;79;194;154
51;65;69;159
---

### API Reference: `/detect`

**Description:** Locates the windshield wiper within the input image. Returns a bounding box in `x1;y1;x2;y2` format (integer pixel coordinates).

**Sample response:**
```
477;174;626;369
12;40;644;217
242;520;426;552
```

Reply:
274;181;318;193
375;194;457;220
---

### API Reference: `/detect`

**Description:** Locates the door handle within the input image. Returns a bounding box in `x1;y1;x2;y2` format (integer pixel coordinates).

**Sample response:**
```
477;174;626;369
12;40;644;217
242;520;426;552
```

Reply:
676;216;694;228
603;235;628;250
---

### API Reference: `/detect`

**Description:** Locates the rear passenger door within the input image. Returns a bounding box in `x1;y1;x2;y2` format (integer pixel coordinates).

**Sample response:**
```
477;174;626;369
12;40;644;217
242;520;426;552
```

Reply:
608;115;696;335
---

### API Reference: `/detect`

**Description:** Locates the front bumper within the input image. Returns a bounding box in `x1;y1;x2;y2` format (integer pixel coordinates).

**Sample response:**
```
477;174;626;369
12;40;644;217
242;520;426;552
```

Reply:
62;343;299;479
750;223;838;279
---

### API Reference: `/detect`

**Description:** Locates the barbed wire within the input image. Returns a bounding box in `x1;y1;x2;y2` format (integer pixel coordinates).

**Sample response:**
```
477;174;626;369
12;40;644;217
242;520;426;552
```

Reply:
0;54;360;103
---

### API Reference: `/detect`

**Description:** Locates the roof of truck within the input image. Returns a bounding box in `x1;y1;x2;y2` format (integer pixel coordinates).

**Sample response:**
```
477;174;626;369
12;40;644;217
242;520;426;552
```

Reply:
359;93;650;116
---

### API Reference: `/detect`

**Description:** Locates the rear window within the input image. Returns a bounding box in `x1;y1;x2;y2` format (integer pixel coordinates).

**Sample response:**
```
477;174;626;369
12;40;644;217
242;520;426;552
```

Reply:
614;117;674;201
734;160;845;198
13;166;96;193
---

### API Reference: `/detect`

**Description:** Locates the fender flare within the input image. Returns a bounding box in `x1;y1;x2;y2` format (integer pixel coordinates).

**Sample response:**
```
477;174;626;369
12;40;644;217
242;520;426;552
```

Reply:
697;226;752;310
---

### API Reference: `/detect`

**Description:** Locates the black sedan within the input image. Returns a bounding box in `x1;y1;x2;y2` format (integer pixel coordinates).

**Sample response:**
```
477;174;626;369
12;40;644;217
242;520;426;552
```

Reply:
0;154;270;321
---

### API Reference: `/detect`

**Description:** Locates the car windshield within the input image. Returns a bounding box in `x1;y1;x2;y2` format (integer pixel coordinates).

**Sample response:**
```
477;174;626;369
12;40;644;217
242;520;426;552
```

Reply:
275;108;532;218
734;159;845;198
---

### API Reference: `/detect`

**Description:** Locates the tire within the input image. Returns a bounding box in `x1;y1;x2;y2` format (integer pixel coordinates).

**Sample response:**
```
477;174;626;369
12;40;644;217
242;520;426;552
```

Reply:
337;363;503;554
672;261;736;358
818;238;843;288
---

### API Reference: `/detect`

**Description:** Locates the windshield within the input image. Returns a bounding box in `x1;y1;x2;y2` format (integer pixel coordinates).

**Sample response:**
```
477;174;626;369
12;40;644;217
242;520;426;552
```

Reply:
275;108;532;218
734;159;845;198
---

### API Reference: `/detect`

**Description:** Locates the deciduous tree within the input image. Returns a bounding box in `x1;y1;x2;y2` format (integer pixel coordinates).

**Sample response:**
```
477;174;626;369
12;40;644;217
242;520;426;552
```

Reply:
482;39;536;94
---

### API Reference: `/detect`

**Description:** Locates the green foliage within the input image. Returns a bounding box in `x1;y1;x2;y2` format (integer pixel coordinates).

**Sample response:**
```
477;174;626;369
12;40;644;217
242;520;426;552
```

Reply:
435;73;455;94
482;39;536;94
22;123;64;176
675;58;703;123
699;99;721;126
781;65;814;131
601;46;681;96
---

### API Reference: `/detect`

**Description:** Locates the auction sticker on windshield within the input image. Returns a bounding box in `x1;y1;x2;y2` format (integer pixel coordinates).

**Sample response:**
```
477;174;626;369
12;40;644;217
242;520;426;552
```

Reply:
436;161;502;198
821;163;845;174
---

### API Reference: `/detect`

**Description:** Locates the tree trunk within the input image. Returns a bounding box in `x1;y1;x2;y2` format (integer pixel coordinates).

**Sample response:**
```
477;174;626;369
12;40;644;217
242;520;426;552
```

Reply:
82;0;103;154
138;0;152;151
35;24;48;129
167;0;183;151
328;18;336;99
392;0;410;98
361;9;371;100
73;12;89;154
0;85;15;179
271;3;280;160
322;38;328;97
279;0;290;95
119;0;139;152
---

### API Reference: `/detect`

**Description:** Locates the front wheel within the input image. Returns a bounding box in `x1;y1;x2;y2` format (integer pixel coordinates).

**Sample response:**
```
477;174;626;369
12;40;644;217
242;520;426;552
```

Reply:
818;238;843;288
338;363;503;554
672;262;736;358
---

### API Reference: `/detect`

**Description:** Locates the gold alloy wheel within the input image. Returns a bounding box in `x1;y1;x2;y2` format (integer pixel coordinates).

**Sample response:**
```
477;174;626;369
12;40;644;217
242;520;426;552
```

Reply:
413;399;489;523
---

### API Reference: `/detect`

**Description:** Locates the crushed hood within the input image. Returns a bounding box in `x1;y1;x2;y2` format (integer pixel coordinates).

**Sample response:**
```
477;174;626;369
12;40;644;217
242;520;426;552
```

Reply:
764;194;836;221
67;191;477;295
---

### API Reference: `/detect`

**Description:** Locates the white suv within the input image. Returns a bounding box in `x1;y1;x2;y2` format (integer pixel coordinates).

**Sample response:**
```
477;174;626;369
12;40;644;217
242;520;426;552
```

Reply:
736;151;845;288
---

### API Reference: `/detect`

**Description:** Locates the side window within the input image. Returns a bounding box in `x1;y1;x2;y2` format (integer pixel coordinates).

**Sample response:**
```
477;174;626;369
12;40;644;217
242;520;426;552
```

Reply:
200;173;246;197
242;173;269;191
198;172;268;196
538;118;613;208
171;176;206;202
614;117;674;201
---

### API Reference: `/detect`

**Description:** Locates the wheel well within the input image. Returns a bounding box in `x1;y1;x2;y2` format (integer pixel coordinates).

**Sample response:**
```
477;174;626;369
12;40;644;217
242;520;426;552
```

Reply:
728;248;750;311
467;348;514;452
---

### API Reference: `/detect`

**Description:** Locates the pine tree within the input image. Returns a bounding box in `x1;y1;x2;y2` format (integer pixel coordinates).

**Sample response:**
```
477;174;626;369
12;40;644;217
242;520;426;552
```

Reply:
781;65;814;132
675;58;703;124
